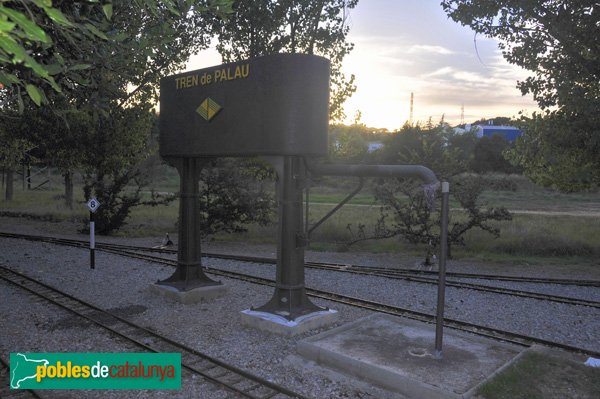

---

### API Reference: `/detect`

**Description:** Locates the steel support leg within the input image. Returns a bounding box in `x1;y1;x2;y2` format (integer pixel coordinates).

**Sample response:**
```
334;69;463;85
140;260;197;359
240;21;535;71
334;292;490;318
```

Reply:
157;157;221;291
255;156;323;319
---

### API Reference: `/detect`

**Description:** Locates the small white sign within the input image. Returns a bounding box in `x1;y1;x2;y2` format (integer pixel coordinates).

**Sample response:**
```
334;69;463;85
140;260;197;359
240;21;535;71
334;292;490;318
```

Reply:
87;198;101;213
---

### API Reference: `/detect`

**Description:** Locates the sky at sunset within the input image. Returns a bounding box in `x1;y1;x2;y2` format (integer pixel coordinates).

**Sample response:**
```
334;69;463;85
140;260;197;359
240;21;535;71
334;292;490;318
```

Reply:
185;1;540;130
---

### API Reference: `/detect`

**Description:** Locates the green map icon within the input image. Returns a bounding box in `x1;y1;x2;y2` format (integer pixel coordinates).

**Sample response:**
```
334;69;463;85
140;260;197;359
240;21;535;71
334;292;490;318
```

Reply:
10;353;49;389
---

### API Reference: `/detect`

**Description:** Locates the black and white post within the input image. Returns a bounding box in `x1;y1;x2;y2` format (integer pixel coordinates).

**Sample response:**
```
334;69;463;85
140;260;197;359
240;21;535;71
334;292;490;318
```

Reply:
87;198;100;269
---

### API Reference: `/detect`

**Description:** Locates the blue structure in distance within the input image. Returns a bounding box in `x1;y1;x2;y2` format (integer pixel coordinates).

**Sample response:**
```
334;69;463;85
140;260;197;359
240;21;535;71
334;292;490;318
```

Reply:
473;125;522;142
454;123;522;142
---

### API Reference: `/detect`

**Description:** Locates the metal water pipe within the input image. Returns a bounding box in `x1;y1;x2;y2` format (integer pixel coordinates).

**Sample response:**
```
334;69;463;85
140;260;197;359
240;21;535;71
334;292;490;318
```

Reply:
308;161;449;358
306;163;438;185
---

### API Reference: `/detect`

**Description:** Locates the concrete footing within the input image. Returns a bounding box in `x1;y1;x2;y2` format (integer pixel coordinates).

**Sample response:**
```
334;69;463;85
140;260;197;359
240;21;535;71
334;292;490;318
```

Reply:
149;283;227;304
298;314;525;398
240;309;338;337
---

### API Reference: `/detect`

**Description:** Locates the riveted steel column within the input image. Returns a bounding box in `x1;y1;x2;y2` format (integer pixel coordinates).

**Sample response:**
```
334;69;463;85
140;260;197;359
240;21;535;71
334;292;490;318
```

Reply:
255;156;322;319
157;157;221;290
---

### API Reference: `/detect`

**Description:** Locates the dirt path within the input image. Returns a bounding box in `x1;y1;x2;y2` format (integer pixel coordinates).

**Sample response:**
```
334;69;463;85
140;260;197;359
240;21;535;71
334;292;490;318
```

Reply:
313;203;600;217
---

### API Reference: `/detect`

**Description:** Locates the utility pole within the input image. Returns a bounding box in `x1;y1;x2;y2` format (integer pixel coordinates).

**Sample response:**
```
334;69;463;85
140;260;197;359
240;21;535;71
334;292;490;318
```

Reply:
409;92;414;125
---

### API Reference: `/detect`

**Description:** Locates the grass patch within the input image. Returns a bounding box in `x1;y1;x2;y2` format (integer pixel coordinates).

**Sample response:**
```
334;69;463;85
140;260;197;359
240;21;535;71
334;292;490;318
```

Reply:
460;214;600;259
0;189;87;222
113;200;179;237
477;351;600;399
2;175;599;265
307;192;378;205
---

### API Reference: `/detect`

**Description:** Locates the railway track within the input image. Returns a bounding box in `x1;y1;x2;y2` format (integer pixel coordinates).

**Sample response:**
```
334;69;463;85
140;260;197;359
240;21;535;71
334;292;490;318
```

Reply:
2;232;598;308
114;246;600;310
0;356;42;399
90;247;600;359
2;231;600;357
0;232;600;290
0;266;306;399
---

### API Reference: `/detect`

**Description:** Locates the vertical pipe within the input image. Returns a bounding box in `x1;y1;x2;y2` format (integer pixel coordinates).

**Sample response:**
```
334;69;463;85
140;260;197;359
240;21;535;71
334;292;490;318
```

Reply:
305;185;310;235
278;156;306;312
435;181;450;358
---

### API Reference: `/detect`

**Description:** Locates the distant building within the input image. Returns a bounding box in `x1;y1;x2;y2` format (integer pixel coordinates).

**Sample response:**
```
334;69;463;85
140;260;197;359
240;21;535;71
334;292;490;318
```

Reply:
455;123;522;142
367;142;384;153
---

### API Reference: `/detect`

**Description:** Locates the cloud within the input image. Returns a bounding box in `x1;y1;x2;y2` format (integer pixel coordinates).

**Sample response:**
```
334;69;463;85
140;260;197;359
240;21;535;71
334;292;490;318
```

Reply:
407;45;456;55
423;67;455;77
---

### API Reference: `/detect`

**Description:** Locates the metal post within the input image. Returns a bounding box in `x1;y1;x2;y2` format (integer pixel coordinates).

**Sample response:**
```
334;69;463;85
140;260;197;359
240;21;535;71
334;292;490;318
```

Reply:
435;182;450;358
157;157;221;290
90;211;95;269
254;156;322;319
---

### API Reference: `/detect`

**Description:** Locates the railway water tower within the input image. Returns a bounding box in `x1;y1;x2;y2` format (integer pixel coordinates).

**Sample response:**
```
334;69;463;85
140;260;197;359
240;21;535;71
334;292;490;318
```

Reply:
157;53;441;335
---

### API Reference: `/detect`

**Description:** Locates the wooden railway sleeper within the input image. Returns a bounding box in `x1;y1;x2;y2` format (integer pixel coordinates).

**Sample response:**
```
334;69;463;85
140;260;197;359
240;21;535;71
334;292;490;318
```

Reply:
180;352;204;365
198;364;220;374
246;384;278;398
204;365;228;378
242;383;263;395
231;378;258;391
217;371;245;385
185;357;214;369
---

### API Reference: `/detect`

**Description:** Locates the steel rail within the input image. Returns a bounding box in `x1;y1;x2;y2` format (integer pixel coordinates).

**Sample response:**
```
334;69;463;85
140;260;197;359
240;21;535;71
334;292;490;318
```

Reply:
0;356;43;399
0;266;306;399
303;263;600;309
3;231;599;287
2;231;600;307
84;247;600;359
97;245;600;309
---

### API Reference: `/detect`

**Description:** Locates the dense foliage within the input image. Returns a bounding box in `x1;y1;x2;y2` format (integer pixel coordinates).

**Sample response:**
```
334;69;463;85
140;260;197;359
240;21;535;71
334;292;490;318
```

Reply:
1;1;232;233
441;0;600;191
210;0;358;121
197;159;275;237
351;122;512;261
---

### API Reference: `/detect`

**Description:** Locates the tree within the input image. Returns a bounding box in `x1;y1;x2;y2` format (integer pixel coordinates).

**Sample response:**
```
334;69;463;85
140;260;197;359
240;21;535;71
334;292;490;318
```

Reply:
0;117;34;200
197;158;275;236
377;122;468;178
471;134;520;174
210;0;358;121
0;1;231;108
328;123;369;163
441;1;600;190
508;112;599;191
372;176;511;261
353;123;512;262
1;1;233;232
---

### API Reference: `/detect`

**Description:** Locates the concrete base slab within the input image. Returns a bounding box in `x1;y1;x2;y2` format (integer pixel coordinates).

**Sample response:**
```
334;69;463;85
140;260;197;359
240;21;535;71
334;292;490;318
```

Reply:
240;309;338;337
149;283;227;304
298;314;525;399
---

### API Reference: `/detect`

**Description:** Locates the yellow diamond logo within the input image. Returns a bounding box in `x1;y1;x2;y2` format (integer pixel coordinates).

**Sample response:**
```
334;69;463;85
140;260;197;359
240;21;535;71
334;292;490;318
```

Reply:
196;98;222;121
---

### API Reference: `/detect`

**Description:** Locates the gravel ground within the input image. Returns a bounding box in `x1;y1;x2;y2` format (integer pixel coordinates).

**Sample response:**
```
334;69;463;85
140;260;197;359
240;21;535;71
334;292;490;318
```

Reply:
451;278;600;303
208;258;600;354
0;238;402;399
1;218;600;398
